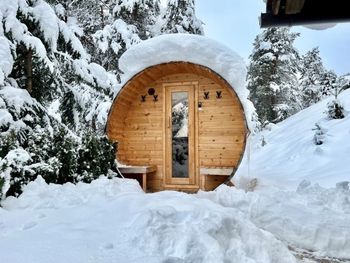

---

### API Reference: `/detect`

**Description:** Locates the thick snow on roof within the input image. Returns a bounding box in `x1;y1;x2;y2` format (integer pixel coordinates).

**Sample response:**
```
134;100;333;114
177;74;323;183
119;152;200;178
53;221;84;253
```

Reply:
119;34;255;131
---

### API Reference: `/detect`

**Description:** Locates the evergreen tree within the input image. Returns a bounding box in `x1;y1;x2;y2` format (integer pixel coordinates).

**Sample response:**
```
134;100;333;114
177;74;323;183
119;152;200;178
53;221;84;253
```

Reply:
337;74;350;92
93;19;141;73
300;48;326;108
312;123;326;145
0;0;118;198
112;0;161;39
326;99;345;119
159;0;204;35
320;70;337;97
50;128;79;184
247;27;301;123
77;129;116;182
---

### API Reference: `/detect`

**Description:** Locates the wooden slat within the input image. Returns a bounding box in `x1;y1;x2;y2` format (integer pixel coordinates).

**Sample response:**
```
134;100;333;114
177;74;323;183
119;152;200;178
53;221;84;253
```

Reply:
200;167;234;176
107;62;248;192
118;165;156;174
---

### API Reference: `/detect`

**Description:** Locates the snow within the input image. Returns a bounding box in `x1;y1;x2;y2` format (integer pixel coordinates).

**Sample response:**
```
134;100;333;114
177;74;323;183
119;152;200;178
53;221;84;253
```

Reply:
0;36;13;86
2;87;350;261
118;34;256;131
31;0;59;51
198;183;350;260
1;0;48;62
235;89;350;190
0;109;13;126
304;23;336;30
0;86;34;114
0;148;31;199
93;19;141;55
0;176;296;263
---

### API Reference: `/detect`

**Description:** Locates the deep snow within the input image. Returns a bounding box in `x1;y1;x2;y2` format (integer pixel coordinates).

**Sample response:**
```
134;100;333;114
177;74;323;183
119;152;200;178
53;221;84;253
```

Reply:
0;177;296;263
235;89;350;190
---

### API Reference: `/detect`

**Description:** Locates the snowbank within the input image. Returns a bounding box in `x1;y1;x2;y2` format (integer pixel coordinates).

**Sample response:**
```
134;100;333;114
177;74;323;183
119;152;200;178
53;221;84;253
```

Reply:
198;183;350;260
235;89;350;190
0;177;296;263
118;33;256;131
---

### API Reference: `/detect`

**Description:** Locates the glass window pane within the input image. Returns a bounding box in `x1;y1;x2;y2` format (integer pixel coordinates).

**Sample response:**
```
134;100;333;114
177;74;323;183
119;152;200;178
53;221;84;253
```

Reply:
171;92;189;178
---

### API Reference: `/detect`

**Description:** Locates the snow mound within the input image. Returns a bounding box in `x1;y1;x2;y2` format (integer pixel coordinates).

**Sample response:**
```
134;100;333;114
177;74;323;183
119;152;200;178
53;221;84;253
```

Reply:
2;176;144;210
130;192;295;263
0;177;296;263
198;184;350;260
119;33;255;131
235;89;350;189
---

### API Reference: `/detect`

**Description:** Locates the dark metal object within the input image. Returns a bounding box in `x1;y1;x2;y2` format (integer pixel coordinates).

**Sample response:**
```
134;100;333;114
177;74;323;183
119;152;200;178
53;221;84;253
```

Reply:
260;0;350;28
148;88;156;96
216;91;222;99
153;94;158;102
204;91;209;100
141;95;147;102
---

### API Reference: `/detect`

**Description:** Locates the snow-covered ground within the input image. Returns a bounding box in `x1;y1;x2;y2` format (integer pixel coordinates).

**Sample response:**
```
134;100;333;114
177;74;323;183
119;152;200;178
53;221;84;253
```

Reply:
1;90;350;262
0;177;296;263
235;89;350;190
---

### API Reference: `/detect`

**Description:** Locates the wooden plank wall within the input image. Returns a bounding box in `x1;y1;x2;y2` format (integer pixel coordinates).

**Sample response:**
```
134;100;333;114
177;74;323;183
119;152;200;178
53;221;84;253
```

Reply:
107;71;246;192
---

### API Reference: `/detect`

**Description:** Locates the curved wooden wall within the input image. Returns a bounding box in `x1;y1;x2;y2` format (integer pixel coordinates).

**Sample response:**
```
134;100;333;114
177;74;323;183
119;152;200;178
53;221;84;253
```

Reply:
107;62;247;192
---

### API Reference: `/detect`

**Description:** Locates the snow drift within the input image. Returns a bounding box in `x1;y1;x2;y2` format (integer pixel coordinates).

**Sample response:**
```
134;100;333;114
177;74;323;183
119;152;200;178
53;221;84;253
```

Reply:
0;177;296;263
235;89;350;190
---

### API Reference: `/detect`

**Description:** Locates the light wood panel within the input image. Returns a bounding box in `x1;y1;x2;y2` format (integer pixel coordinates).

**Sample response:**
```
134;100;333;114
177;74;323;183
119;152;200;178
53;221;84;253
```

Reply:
106;62;248;192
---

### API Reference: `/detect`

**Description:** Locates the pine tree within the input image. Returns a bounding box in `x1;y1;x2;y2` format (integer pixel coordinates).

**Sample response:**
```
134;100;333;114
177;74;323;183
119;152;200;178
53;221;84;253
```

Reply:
326;99;345;119
77;129;116;182
51;128;79;184
300;48;326;108
320;70;337;97
93;19;141;73
159;0;204;35
312;123;326;145
0;0;118;197
247;27;301;123
112;0;161;39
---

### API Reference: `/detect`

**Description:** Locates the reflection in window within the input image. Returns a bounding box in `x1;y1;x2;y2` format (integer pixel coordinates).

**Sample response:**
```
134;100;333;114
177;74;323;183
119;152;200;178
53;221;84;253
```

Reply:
171;92;189;178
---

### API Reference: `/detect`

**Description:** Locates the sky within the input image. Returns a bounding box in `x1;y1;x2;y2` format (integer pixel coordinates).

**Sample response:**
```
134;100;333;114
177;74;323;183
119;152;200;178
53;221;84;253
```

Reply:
195;0;350;75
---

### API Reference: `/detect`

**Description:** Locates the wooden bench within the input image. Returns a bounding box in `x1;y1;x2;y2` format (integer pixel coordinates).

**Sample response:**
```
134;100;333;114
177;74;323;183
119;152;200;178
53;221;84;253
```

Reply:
200;167;235;190
118;165;157;191
200;167;234;176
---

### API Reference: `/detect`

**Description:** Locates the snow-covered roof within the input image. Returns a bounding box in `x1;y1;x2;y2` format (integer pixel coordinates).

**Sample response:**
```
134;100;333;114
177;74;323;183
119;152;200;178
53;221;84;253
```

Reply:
118;34;255;131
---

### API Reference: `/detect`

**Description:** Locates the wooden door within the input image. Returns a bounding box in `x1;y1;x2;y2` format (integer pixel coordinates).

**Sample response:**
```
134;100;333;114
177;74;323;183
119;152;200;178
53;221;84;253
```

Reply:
164;83;197;186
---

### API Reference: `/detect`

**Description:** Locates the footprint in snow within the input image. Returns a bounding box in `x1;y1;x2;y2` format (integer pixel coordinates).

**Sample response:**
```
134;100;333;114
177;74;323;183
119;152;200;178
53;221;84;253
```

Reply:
38;213;47;219
102;243;114;250
22;221;38;230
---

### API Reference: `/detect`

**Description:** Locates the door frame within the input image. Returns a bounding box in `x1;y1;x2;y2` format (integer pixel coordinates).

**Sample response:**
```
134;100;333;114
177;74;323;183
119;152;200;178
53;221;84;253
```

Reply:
163;82;199;188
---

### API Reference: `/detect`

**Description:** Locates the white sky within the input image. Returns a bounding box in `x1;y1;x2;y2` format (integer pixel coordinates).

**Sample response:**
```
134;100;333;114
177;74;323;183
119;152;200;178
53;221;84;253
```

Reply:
195;0;350;75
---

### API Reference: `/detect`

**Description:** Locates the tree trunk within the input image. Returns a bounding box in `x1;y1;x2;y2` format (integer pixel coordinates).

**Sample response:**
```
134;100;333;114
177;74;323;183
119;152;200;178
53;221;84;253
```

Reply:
24;49;33;94
100;4;105;28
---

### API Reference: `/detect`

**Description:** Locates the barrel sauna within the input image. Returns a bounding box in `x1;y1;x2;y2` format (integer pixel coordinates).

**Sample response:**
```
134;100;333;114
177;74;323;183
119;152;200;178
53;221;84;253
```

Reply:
106;60;248;192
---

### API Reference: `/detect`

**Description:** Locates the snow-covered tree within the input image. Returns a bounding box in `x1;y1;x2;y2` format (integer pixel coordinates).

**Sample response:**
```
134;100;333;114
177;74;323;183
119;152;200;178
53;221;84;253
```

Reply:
112;0;160;39
339;73;350;91
77;129;116;182
320;70;337;98
0;0;117;198
159;0;204;35
312;123;326;145
93;19;141;73
247;27;301;123
300;48;326;108
92;0;162;73
326;99;345;119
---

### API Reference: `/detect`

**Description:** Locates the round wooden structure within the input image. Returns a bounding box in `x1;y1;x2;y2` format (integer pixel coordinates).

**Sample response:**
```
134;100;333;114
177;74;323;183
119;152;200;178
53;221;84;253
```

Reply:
107;62;248;192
